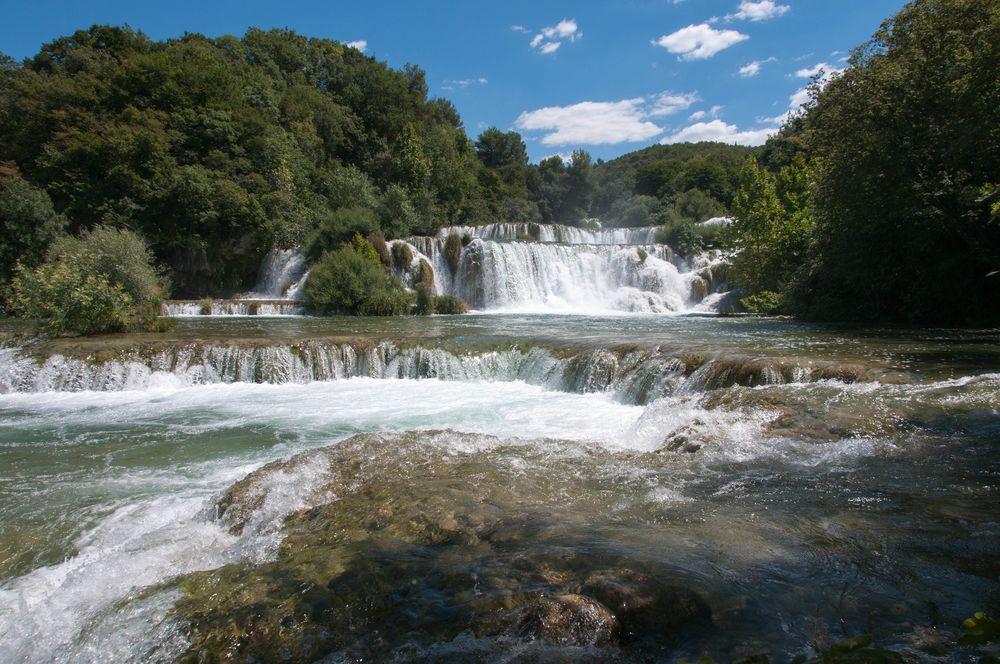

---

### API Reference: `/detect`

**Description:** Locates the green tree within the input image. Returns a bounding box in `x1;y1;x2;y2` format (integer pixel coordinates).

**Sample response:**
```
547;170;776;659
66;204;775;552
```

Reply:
302;244;409;316
0;171;67;284
12;225;166;335
793;0;1000;324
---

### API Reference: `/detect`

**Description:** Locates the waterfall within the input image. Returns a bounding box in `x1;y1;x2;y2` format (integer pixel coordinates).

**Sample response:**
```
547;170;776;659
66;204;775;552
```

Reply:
166;223;731;317
434;222;660;245
0;343;896;401
391;236;723;313
246;249;308;300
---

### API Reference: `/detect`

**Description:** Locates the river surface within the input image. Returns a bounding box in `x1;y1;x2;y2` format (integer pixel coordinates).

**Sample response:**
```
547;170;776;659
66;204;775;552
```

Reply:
0;315;998;662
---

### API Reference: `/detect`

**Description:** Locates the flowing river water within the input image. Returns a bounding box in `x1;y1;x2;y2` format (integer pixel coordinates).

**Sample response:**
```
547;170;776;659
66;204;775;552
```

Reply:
0;315;998;662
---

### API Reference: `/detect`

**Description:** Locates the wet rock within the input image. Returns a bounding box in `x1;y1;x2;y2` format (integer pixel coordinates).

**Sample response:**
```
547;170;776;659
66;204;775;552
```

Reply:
690;276;710;302
579;569;711;640
523;594;620;646
909;625;946;655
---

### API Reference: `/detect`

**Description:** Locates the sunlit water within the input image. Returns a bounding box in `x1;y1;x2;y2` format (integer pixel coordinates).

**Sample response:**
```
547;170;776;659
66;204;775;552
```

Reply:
0;315;998;662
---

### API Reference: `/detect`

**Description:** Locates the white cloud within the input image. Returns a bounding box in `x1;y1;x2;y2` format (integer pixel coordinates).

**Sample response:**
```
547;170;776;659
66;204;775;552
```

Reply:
516;89;703;146
788;87;812;108
688;105;723;121
795;61;841;78
441;78;489;91
653;24;749;61
345;40;367;52
661;119;776;146
738;56;776;77
511;25;531;34
525;18;581;55
648;91;701;116
516;98;662;146
724;1;791;22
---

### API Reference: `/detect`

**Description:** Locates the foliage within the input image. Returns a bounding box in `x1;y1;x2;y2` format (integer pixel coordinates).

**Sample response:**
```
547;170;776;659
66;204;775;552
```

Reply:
391;242;413;271
444;232;462;274
787;0;1000;324
0;26;490;296
302;244;408;316
960;612;1000;645
433;294;469;315
0;171;67;287
11;226;166;335
740;291;783;314
414;259;435;291
725;156;813;301
413;284;433;315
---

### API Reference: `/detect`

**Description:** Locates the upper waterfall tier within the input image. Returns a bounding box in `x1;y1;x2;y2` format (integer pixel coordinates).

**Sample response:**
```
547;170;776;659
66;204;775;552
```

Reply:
433;222;660;245
395;236;726;313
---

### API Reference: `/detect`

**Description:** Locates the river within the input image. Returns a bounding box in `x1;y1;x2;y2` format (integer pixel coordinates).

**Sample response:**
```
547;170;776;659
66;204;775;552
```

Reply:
1;314;998;662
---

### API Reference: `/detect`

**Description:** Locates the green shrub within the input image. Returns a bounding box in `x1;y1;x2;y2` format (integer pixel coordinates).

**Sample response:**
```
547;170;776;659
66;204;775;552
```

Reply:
637;248;648;263
367;231;390;266
658;222;701;257
415;259;435;290
391;242;413;271
414;284;434;315
444;232;462;274
740;290;783;314
304;207;379;260
303;245;409;316
461;233;472;247
433;294;469;314
12;226;167;335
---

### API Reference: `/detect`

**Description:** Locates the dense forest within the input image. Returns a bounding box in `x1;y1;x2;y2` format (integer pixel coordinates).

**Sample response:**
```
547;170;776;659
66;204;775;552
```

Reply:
0;0;997;329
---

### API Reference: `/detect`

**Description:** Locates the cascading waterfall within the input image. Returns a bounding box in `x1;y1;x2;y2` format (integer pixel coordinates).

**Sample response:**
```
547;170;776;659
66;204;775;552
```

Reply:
0;343;900;403
393;233;724;312
435;222;661;245
245;248;309;300
162;223;731;316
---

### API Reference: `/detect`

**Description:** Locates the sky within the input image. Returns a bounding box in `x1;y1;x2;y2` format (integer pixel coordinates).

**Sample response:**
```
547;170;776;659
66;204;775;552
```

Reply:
1;0;909;162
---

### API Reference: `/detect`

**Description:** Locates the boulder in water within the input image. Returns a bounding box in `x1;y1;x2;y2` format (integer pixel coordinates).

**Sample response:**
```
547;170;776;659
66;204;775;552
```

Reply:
579;569;711;640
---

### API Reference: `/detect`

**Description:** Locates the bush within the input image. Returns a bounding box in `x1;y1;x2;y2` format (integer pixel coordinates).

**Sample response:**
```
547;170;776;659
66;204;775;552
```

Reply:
415;259;435;290
304;207;379;260
433;294;469;315
303;245;409;316
11;226;167;335
414;284;434;315
444;232;462;274
0;173;67;284
740;290;783;314
367;231;390;266
657;222;701;257
391;242;413;271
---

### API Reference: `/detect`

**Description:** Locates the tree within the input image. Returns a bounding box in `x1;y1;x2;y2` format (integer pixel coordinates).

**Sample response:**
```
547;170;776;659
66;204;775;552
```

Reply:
302;244;409;316
11;226;167;335
0;171;67;285
793;0;1000;324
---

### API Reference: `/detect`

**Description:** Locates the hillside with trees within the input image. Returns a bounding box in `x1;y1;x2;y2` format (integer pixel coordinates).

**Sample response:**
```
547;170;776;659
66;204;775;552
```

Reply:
726;0;1000;325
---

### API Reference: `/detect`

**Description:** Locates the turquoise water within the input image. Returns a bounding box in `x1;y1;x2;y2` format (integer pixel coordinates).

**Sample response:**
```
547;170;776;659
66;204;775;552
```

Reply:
0;315;998;662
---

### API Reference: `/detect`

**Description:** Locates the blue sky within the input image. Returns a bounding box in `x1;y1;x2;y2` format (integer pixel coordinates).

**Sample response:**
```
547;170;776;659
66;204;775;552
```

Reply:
1;0;908;162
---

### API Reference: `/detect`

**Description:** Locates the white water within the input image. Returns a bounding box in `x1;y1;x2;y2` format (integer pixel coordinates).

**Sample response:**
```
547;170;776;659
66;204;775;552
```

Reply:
434;222;661;245
245;248;308;300
393;237;718;313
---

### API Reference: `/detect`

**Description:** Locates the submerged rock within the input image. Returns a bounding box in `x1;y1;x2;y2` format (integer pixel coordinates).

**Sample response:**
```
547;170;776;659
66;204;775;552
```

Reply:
579;569;712;640
174;431;715;662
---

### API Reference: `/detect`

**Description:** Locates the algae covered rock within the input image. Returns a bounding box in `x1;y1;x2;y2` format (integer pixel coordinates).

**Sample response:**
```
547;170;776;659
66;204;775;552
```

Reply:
173;431;715;662
580;569;712;640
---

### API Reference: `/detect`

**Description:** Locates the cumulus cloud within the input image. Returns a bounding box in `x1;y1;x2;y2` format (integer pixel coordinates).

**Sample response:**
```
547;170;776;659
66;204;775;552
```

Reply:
738;56;777;77
345;40;367;52
689;105;722;121
515;90;698;146
525;19;580;55
516;99;661;146
724;1;791;22
653;24;749;61
661;119;776;146
648;91;701;116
